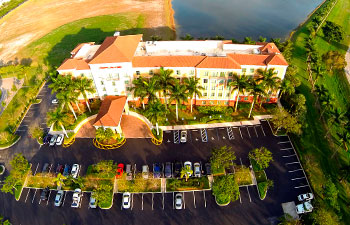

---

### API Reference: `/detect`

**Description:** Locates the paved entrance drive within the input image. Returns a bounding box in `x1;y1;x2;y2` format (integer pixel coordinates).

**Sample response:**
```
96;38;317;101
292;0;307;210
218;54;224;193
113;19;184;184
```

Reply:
120;115;152;138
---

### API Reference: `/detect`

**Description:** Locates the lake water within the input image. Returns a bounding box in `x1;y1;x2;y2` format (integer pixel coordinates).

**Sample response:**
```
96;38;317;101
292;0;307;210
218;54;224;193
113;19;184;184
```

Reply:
172;0;324;41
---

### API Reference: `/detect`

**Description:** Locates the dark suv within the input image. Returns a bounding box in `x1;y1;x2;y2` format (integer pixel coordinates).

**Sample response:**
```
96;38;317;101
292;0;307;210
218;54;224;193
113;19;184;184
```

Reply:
40;187;50;200
174;161;182;178
165;162;172;178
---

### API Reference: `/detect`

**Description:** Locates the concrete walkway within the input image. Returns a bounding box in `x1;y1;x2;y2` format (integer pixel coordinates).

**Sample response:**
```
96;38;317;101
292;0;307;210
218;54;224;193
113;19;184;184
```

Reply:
159;115;272;131
345;47;350;84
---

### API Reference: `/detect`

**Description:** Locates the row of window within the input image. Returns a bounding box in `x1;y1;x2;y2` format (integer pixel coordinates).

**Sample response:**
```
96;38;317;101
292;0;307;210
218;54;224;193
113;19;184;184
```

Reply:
135;70;195;76
100;80;130;85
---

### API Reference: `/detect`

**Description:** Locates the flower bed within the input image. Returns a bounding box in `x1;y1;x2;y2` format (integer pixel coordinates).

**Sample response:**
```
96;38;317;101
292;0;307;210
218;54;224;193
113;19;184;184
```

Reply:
117;174;161;192
166;177;210;192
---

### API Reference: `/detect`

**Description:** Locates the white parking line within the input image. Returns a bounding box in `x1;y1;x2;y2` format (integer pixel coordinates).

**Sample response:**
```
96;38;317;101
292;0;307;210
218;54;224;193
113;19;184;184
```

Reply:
62;191;67;206
183;192;186;209
286;162;299;165
32;189;37;203
282;154;296;158
172;192;174;209
280;148;293;151
39;198;42;205
33;163;40;175
288;169;303;173
203;191;206;208
239;191;242;203
18;125;29;127
246;127;251;138
131;193;134;210
294;185;309;189
246;186;252;202
278;141;290;144
260;125;266;136
48;164;53;173
141;193;144;210
47;191;52;205
152;193;154;210
238;127;243;139
254;126;258;137
291;177;306;180
193;191;196;208
162;193;165;210
25;189;30;203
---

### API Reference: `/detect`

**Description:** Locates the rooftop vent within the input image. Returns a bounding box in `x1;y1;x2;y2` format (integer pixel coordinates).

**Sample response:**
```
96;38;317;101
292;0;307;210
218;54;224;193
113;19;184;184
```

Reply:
113;31;120;37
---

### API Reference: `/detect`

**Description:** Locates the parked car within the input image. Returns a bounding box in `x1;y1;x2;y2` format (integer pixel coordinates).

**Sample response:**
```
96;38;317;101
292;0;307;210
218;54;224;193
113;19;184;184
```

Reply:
180;130;187;143
174;161;182;178
52;99;59;104
126;164;132;180
54;190;64;207
297;193;314;202
63;164;71;177
71;188;82;208
115;163;124;179
49;135;57;146
175;193;183;209
43;135;52;144
71;164;80;178
184;161;192;177
153;163;162;178
40;187;50;201
56;164;64;174
296;201;313;214
122;192;131;209
205;163;212;175
164;162;172;178
89;195;97;209
194;162;201;177
56;134;64;146
42;163;50;173
142;165;149;179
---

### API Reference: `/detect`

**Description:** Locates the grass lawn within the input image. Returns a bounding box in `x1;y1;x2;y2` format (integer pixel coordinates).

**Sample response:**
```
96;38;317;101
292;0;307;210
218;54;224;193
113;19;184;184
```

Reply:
0;0;26;18
166;177;210;191
234;166;253;186
211;166;226;176
26;173;57;189
117;174;161;192
19;13;146;67
289;0;350;221
257;181;269;199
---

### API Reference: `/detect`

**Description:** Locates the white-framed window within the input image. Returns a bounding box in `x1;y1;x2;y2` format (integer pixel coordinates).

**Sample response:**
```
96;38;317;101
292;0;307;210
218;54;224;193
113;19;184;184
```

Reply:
242;68;247;73
250;68;254;73
211;92;215;97
176;70;181;75
149;70;154;75
136;71;140;75
204;71;209;76
211;86;215;90
203;79;208;84
190;70;194;75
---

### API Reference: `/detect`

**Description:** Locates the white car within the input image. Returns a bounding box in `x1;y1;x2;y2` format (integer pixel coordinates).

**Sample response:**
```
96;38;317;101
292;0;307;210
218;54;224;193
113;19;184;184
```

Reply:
56;134;64;146
52;99;59;104
54;190;64;207
71;164;80;178
89;195;97;209
49;135;57;146
194;162;201;177
297;193;314;201
184;161;192;177
296;201;313;214
180;130;187;143
71;188;82;208
175;193;183;209
142;165;149;179
122;192;131;209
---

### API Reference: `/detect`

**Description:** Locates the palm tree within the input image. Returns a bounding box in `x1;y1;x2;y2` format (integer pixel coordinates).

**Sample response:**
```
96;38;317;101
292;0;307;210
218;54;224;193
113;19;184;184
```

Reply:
54;173;67;188
311;64;326;90
143;78;159;104
325;107;348;137
229;74;250;112
96;127;115;142
314;84;329;107
131;77;148;110
154;67;176;109
256;68;281;101
75;76;95;112
56;91;78;120
181;34;194;40
180;165;193;182
247;79;266;118
183;77;203;113
319;93;334;120
169;83;189;121
47;108;69;137
332;129;350;158
279;79;295;99
144;100;167;135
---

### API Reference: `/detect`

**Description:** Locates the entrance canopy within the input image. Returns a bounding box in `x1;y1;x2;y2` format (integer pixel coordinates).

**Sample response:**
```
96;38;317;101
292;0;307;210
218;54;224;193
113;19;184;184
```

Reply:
93;96;127;128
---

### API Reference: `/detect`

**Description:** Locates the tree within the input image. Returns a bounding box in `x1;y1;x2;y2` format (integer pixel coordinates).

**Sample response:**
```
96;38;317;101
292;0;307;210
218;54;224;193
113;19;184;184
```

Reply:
229;74;250;112
180;165;193;182
270;108;302;135
248;147;273;170
95;160;114;178
11;84;17;93
311;64;326;90
143;78;159;104
322;21;344;43
279;79;295;99
92;182;113;208
322;50;346;72
144;100;167;135
183;77;203;113
326;107;347;137
10;154;29;176
246;79;266;118
243;37;255;44
323;178;339;210
151;35;162;41
210;146;236;172
278;214;302;225
131;77;147;110
47;108;69;137
289;94;307;121
28;125;43;142
212;174;239;203
169;83;188;121
258;36;266;42
256;68;281;101
154;67;176;109
75;77;95;112
336;129;350;152
319;92;334;120
56;91;78;120
54;173;66;188
95;128;115;143
270;38;282;49
312;207;339;225
180;34;194;40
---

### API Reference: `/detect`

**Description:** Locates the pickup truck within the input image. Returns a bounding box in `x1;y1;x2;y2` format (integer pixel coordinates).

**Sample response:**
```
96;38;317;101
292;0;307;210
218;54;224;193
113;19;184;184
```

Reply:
296;200;313;214
71;188;82;208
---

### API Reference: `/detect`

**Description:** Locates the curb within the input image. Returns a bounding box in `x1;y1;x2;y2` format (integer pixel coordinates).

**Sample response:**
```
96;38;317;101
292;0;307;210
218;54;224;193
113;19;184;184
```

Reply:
0;135;21;150
214;196;230;206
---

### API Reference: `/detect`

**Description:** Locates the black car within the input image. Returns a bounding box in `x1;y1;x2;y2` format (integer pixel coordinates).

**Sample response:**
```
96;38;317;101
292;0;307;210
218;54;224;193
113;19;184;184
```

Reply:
40;187;50;201
174;161;182;178
63;164;71;177
205;163;212;175
42;163;50;173
164;162;172;178
56;164;64;174
43;135;52;144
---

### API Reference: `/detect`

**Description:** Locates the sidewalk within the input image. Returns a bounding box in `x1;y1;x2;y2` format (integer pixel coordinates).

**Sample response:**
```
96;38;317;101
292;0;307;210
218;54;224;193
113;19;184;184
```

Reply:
159;115;272;131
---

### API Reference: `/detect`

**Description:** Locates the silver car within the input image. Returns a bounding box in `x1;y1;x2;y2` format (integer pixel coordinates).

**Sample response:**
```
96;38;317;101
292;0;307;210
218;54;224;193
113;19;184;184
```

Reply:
49;135;57;146
180;130;187;143
122;192;131;209
54;190;64;207
71;164;80;178
194;162;201;177
142;165;149;179
175;193;183;209
56;134;64;146
89;195;97;209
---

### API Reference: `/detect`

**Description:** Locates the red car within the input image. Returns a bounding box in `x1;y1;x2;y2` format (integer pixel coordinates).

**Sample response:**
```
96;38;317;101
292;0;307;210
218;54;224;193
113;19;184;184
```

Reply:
115;163;124;178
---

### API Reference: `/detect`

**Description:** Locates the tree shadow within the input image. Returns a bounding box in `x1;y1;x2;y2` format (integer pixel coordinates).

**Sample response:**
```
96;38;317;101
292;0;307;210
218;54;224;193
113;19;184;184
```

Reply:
45;26;175;69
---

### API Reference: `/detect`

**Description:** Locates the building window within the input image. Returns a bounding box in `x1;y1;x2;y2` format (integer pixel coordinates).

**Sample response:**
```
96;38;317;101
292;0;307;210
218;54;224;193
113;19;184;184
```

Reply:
176;70;181;75
203;79;208;84
211;79;216;84
218;93;222;97
244;97;248;101
204;71;209;76
101;81;104;85
212;72;218;77
124;80;129;84
136;71;140;75
202;101;206;105
242;68;247;73
218;86;223;90
190;70;194;75
228;72;233;77
114;88;118;92
149;70;154;75
203;92;208;97
112;82;116;86
103;87;106;91
250;68;254;73
226;93;230;97
211;86;215;90
225;101;229;105
204;86;208;90
211;92;215;97
210;101;214;105
220;72;225;77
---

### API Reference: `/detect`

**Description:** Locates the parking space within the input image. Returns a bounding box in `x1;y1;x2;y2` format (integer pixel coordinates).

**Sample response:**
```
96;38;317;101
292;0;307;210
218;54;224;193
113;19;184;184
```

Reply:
190;129;201;142
217;127;230;141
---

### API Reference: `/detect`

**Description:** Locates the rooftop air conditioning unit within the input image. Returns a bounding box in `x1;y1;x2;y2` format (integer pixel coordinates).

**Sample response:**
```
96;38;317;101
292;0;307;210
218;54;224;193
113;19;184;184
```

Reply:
114;31;120;37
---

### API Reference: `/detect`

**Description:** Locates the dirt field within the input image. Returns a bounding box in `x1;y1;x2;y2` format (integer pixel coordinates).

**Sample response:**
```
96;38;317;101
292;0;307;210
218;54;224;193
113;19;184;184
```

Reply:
0;0;173;61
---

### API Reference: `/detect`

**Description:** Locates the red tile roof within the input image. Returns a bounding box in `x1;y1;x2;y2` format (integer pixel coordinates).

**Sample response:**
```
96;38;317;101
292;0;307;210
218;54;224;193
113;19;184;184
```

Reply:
196;56;241;69
93;96;127;127
57;58;90;71
228;54;269;66
132;56;206;68
89;34;143;64
266;54;288;66
260;43;280;54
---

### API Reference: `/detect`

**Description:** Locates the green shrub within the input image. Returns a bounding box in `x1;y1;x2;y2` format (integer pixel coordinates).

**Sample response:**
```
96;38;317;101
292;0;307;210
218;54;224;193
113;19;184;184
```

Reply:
212;174;239;204
257;179;273;199
166;177;209;191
